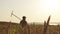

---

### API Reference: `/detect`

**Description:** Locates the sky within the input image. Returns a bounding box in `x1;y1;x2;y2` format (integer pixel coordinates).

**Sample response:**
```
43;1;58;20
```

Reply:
0;0;60;24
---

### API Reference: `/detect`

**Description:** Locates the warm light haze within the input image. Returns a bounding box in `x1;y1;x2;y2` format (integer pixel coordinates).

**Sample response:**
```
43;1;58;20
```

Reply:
0;0;60;24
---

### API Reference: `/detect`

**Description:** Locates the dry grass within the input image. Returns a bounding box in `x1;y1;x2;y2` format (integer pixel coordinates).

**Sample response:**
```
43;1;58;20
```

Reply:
0;21;60;34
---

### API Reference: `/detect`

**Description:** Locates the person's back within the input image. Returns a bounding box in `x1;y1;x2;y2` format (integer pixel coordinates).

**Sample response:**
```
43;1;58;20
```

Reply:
20;16;27;27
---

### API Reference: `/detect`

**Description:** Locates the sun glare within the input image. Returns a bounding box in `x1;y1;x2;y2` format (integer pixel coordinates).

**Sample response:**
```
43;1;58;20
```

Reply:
47;0;58;16
41;0;58;15
47;0;57;9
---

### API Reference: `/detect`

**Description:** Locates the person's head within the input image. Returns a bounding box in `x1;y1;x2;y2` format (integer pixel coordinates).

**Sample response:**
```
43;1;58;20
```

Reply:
22;16;26;20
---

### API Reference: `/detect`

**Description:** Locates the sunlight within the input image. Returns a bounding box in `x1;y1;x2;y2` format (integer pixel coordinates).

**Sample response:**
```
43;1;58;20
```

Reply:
47;0;57;15
40;0;58;15
47;0;57;9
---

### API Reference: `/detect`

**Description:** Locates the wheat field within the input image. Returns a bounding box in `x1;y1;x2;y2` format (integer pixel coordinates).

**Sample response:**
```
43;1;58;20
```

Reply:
0;21;60;34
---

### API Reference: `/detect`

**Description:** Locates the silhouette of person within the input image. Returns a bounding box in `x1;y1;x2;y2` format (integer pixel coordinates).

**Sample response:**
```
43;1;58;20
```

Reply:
20;16;27;27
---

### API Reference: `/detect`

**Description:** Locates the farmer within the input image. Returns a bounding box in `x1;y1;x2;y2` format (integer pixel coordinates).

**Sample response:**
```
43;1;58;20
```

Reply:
20;16;27;27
